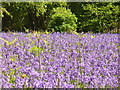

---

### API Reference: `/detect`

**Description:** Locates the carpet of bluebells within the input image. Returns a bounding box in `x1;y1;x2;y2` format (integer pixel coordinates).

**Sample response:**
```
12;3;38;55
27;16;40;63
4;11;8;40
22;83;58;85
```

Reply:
0;32;119;88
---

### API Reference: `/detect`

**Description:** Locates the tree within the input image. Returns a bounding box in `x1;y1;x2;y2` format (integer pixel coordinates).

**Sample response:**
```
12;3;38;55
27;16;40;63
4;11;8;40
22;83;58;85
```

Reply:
2;2;47;32
48;7;78;33
68;2;120;33
2;2;68;32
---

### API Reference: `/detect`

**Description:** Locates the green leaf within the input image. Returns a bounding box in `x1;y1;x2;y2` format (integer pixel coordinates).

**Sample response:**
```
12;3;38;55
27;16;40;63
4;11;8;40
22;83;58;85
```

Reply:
76;82;85;88
43;40;49;45
2;71;7;76
40;70;49;73
32;45;38;50
0;37;10;45
29;45;38;53
91;35;96;38
9;70;15;75
24;27;29;33
45;30;50;34
71;30;80;36
16;67;21;71
29;45;44;56
10;57;16;62
21;74;27;78
9;68;14;71
76;42;81;45
60;70;65;74
117;46;120;51
0;37;17;45
10;38;18;45
9;76;16;84
50;59;54;62
113;75;117;77
26;63;30;66
60;66;65;68
70;80;77;84
12;85;16;88
23;88;32;90
28;38;35;45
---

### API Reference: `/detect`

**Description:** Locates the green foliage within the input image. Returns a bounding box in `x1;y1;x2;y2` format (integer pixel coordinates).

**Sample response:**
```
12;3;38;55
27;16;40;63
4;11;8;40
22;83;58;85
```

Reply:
10;56;16;62
70;80;77;84
9;76;16;84
29;45;44;57
2;2;47;31
0;7;12;17
91;35;96;38
68;2;120;33
43;40;49;45
48;7;78;33
9;68;15;76
76;82;86;88
117;46;120;52
59;69;65;75
24;27;29;33
0;37;18;45
1;2;120;33
16;66;21;71
2;2;67;32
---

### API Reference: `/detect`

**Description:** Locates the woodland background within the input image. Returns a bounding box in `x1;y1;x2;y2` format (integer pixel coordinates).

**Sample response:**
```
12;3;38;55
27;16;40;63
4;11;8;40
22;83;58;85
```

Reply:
0;2;120;33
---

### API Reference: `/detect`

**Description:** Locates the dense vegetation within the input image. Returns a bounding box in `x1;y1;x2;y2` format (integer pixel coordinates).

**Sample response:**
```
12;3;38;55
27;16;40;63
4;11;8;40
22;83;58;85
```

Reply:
0;32;119;88
0;1;120;88
1;2;120;33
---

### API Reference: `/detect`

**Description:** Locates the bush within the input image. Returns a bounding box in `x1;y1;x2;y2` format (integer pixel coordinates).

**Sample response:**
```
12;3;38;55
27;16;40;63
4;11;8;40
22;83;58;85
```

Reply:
48;7;78;33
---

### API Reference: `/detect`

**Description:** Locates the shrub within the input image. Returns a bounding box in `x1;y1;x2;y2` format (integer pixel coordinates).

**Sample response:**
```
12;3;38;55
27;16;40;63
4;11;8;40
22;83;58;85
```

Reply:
48;7;78;33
